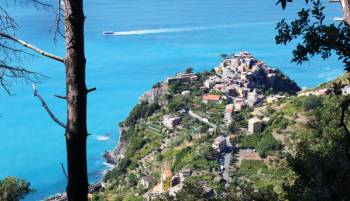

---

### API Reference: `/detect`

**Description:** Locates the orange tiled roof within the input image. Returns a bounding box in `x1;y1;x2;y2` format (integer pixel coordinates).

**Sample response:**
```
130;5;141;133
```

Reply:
203;94;221;101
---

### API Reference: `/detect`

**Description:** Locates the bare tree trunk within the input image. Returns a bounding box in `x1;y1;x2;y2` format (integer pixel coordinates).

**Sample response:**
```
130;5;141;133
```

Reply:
63;0;88;201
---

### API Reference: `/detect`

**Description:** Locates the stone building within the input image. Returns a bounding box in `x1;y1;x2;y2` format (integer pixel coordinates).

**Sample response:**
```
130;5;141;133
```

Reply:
163;115;181;129
212;136;227;152
248;117;262;134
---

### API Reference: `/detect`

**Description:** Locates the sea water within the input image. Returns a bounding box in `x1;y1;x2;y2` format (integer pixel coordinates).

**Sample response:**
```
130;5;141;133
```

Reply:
0;0;343;200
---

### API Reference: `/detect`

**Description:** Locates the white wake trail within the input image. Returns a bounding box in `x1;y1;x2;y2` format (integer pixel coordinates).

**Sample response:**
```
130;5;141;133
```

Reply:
102;22;275;36
103;28;188;36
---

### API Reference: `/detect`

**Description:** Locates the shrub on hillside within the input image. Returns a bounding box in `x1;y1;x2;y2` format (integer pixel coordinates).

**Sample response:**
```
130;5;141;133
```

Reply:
256;134;281;158
302;96;323;112
239;135;260;149
128;174;138;187
168;96;189;112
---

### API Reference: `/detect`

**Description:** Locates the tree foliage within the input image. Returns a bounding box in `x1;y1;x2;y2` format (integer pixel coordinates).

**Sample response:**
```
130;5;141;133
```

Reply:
0;177;33;201
276;0;350;71
125;101;161;126
283;97;350;201
275;1;350;199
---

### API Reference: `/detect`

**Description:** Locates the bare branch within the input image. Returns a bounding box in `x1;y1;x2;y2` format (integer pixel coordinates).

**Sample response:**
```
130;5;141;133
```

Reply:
0;32;64;62
52;0;65;42
0;63;45;95
60;162;68;179
87;87;96;93
32;83;66;128
30;0;52;8
32;84;98;137
54;94;67;100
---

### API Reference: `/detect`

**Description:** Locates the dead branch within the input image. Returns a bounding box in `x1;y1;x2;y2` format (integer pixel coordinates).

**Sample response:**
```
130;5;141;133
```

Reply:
60;162;68;179
0;63;45;95
52;0;65;42
32;83;66;128
0;32;64;62
54;94;67;100
87;87;96;93
32;84;99;136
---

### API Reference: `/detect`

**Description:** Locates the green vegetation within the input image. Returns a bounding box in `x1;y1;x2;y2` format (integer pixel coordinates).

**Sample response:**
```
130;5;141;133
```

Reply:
283;96;350;201
155;179;281;201
238;159;292;190
302;96;323;112
125;101;160;127
239;160;268;175
239;134;260;149
256;134;281;158
172;143;217;172
104;158;131;182
168;95;189;112
270;113;289;130
104;76;346;201
0;177;33;201
239;132;281;158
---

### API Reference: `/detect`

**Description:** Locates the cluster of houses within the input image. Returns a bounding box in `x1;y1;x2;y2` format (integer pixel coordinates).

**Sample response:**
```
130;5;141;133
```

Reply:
298;88;331;97
201;52;280;125
207;51;277;94
297;84;350;97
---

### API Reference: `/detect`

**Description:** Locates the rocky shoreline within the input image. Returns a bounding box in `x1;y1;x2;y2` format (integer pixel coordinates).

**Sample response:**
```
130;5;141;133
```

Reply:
103;124;128;166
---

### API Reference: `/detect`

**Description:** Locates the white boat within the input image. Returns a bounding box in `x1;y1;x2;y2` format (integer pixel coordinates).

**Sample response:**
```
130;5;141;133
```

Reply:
102;31;116;35
96;135;109;141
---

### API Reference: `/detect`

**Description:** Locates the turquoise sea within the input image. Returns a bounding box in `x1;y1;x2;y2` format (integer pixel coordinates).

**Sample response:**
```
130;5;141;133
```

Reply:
0;0;344;200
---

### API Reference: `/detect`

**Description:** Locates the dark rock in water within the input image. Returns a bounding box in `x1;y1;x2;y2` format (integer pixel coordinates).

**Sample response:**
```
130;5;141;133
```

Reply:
104;150;116;165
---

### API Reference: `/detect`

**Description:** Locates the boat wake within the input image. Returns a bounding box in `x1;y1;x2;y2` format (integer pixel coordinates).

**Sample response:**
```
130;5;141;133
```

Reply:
102;27;194;36
101;24;239;36
102;22;276;37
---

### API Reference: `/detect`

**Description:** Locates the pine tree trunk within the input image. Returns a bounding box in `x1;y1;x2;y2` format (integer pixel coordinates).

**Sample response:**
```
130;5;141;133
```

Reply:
63;0;88;201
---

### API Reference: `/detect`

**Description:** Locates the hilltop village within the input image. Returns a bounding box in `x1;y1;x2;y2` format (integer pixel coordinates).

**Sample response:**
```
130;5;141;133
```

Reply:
94;52;306;200
91;51;350;201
